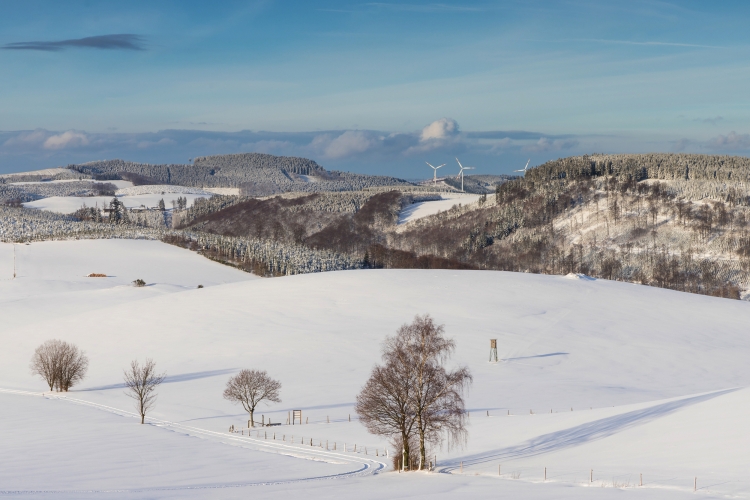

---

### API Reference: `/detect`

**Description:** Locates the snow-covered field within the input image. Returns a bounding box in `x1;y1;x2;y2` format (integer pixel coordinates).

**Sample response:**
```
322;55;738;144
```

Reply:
0;239;748;499
398;193;481;224
114;185;213;196
0;167;70;178
10;179;134;189
23;193;211;213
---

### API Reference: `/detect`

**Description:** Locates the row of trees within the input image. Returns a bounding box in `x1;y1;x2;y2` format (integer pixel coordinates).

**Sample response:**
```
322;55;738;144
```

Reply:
30;340;166;424
30;316;469;473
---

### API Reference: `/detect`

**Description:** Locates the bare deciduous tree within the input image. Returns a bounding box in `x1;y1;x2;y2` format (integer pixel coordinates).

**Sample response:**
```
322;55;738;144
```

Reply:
223;370;281;427
355;360;417;469
30;339;89;392
356;314;472;471
124;359;166;424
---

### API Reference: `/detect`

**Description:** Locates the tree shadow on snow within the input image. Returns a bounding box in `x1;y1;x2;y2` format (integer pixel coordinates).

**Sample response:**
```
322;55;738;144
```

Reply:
439;388;738;470
76;368;239;391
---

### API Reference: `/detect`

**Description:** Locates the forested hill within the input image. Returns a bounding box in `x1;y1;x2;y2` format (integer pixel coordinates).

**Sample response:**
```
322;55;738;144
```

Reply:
66;153;412;195
528;153;750;183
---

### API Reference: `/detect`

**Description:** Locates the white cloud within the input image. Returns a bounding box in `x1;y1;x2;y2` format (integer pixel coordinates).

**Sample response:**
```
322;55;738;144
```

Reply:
708;131;750;150
317;131;376;159
43;131;89;150
523;137;578;152
3;129;49;148
672;138;692;152
240;140;295;155
420;118;459;142
136;138;177;149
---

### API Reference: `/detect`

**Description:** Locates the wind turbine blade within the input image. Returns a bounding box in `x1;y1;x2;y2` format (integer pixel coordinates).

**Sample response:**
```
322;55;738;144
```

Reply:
456;157;463;169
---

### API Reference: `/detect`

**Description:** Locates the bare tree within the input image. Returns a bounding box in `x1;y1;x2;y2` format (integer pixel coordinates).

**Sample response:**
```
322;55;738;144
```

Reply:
223;370;281;427
355;360;417;469
357;315;472;471
30;340;60;391
30;340;88;392
123;359;166;424
386;315;472;470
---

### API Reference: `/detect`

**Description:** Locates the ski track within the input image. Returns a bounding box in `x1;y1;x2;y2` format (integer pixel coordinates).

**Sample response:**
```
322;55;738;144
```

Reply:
0;388;386;495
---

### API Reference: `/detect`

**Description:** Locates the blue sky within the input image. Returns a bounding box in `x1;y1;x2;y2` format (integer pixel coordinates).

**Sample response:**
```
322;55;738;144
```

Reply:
1;1;750;177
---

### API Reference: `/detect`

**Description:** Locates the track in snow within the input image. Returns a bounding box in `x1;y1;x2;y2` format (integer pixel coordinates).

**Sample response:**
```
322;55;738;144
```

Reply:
0;388;387;495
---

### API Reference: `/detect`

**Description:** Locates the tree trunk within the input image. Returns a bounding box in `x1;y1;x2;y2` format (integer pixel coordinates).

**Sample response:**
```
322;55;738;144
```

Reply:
402;431;411;471
417;419;426;470
249;409;255;427
141;413;145;424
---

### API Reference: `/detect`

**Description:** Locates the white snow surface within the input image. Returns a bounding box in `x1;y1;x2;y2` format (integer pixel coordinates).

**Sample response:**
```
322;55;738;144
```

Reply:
10;179;134;188
398;193;481;224
202;187;241;195
0;167;70;178
0;239;748;499
23;193;211;213
114;184;213;196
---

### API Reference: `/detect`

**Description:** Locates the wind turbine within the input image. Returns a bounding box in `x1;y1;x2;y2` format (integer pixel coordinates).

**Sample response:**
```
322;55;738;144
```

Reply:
455;158;475;193
426;162;445;184
514;159;531;174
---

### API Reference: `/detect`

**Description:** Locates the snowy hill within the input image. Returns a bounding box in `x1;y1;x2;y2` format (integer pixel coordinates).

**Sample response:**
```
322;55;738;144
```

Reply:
1;239;749;498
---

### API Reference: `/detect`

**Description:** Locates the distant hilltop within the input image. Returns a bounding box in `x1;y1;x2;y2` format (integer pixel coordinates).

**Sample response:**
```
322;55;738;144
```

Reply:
65;152;413;196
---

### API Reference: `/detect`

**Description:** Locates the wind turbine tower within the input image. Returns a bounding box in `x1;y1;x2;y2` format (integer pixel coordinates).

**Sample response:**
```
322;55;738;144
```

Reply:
455;158;475;193
426;162;445;184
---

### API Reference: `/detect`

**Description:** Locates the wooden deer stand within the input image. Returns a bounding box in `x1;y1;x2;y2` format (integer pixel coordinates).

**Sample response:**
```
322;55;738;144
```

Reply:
489;339;498;363
292;410;302;425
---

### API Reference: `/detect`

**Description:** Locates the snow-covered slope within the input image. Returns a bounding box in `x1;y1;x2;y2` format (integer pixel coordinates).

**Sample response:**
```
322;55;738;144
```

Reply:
23;193;211;213
398;193;480;224
1;240;749;498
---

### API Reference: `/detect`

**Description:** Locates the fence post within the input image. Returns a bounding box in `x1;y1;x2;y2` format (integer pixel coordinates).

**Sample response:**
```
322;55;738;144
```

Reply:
590;469;593;483
640;473;642;486
694;477;697;492
544;467;546;481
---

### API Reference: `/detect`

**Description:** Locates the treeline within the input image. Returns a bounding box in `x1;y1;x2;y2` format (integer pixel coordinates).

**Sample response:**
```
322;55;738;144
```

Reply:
181;191;404;254
443;174;515;194
0;181;116;203
528;153;750;185
0;204;362;277
66;153;412;194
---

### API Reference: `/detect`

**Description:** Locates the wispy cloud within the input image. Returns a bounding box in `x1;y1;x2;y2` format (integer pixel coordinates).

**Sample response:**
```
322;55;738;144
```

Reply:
567;38;723;49
2;34;145;52
708;131;750;150
366;3;486;13
523;137;579;153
